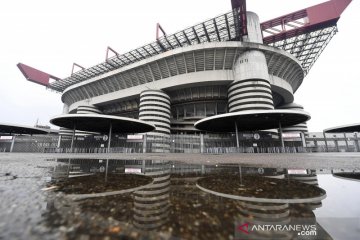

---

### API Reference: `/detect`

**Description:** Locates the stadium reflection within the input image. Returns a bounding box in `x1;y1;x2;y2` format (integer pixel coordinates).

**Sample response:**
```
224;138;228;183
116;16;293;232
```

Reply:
46;159;334;239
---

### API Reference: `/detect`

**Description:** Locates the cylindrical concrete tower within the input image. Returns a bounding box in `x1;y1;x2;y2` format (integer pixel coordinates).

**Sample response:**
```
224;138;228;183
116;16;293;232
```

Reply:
277;103;308;133
76;105;101;114
139;90;171;152
58;104;102;148
133;161;170;230
228;12;274;113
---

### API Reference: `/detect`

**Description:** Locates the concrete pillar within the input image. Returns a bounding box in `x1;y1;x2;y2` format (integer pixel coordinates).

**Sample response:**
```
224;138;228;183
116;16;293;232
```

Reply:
10;135;16;152
242;12;264;44
323;132;328;152
277;103;309;133
279;122;284;148
139;90;171;153
133;161;170;230
62;104;69;114
57;135;62;148
343;133;349;152
334;140;339;152
235;121;240;148
227;12;274;148
105;159;109;182
76;105;101;114
300;132;307;148
107;122;112;153
200;133;205;153
355;133;359;152
228;12;273;113
70;124;76;153
142;134;147;153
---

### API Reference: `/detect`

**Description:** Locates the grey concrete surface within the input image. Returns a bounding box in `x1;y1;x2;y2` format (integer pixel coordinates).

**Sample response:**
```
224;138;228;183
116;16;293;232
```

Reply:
1;152;360;169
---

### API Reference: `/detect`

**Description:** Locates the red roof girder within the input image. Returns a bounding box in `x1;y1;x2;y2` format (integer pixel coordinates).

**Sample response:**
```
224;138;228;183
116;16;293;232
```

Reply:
261;0;352;44
17;63;60;87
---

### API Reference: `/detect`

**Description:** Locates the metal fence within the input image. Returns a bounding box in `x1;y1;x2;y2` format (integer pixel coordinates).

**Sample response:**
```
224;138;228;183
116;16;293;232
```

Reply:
1;132;359;154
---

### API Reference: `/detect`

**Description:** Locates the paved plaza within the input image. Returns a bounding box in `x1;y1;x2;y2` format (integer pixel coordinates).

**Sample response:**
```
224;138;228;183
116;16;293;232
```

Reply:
1;152;360;169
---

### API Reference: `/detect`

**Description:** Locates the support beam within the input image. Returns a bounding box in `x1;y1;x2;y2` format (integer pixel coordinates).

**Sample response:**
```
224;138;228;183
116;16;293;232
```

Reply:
235;121;240;148
105;159;109;182
57;135;62;148
105;46;119;61
71;63;85;75
355;133;360;152
10;135;16;153
70;123;76;153
279;121;284;148
300;132;307;148
107;122;112;153
343;132;349;152
323;132;328;152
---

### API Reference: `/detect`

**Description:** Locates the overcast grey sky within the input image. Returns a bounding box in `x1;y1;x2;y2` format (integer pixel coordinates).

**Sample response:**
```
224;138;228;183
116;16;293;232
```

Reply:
0;0;359;132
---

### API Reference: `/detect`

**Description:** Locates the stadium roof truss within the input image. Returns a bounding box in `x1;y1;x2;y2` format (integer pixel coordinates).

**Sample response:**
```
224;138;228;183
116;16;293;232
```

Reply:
18;0;351;93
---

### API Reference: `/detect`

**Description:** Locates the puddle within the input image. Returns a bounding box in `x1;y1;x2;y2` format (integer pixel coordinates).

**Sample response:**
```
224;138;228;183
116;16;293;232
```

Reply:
1;158;360;239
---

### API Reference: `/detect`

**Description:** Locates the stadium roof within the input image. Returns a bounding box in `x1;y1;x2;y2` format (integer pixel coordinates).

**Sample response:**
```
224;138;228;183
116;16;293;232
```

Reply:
0;123;50;135
194;109;311;132
324;123;360;133
50;114;155;133
18;0;351;93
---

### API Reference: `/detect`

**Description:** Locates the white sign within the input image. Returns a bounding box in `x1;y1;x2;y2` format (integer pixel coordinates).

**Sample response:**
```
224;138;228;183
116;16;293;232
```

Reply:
0;136;13;140
287;169;307;175
125;168;142;173
127;135;143;140
282;133;301;138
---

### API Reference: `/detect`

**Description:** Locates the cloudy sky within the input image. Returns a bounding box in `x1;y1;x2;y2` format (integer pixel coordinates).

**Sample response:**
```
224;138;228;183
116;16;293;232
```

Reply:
0;0;358;132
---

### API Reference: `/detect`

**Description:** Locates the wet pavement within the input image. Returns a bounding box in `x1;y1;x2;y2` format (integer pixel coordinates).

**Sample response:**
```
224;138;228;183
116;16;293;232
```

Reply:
0;154;360;239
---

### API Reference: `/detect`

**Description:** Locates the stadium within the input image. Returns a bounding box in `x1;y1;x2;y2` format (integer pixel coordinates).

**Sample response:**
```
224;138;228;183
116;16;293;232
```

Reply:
16;0;355;153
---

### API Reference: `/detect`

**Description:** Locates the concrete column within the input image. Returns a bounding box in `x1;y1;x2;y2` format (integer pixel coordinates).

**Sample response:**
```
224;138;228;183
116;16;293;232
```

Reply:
142;134;147;153
105;159;109;182
62;104;69;114
76;105;101;114
200;133;205;153
343;133;349;152
279;122;284;148
133;161;170;229
10;135;16;153
139;90;171;153
277;103;309;133
235;121;240;148
334;140;339;152
228;12;273;113
300;132;307;148
107;122;112;153
201;165;205;174
323;132;328;152
57;135;62;148
70;123;76;153
355;133;359;152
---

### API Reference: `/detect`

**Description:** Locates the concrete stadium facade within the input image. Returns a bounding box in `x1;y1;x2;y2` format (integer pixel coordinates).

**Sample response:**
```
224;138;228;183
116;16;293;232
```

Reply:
55;12;308;152
19;0;354;153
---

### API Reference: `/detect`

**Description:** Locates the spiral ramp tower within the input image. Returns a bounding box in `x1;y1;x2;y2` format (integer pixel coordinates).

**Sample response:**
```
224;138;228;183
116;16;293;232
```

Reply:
277;103;309;133
139;90;171;153
58;104;101;148
133;161;171;230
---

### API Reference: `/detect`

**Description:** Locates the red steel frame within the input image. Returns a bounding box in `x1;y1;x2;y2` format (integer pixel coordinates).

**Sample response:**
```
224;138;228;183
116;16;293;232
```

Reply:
17;63;59;87
261;0;352;44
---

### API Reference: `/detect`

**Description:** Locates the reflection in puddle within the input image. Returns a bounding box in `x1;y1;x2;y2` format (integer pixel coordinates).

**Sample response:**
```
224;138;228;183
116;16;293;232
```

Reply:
42;159;359;239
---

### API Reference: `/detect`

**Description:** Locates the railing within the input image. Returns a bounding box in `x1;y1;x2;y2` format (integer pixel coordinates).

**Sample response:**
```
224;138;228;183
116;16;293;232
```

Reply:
43;147;139;154
204;146;309;154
